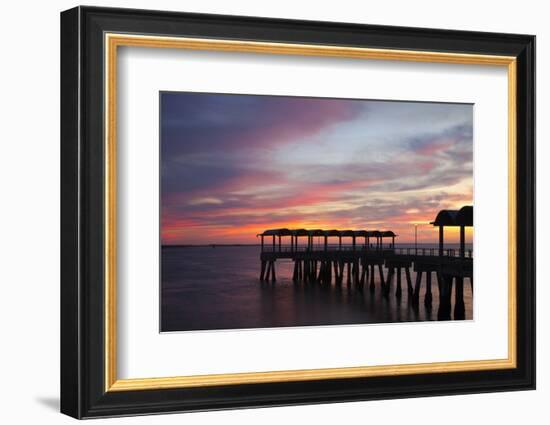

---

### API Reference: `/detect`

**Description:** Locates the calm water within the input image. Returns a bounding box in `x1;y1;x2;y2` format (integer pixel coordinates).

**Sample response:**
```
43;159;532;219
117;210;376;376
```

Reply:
161;244;473;332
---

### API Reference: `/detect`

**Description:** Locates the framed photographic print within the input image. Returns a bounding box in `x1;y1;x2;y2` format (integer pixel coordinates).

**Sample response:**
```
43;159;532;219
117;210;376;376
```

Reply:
60;6;535;419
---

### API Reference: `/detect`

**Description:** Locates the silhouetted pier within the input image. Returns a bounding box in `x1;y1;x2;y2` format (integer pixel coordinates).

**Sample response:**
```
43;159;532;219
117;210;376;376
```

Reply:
257;206;473;320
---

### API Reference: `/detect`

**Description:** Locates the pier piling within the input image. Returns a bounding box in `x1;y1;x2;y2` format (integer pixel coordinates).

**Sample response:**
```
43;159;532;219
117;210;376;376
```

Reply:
454;276;465;320
396;267;402;298
405;267;413;296
425;271;433;307
260;261;266;281
413;270;422;306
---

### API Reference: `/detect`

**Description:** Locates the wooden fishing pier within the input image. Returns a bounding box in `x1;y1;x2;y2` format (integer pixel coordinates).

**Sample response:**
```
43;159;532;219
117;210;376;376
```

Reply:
257;206;473;320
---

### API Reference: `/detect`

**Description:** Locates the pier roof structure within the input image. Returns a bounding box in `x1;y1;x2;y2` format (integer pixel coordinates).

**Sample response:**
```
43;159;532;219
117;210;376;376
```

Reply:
257;228;398;252
431;206;473;227
257;229;398;238
260;228;292;236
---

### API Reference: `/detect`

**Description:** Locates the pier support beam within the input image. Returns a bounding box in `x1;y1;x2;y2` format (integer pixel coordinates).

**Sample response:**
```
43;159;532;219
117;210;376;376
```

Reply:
316;261;322;284
405;267;413;297
378;264;386;293
395;267;402;298
337;260;344;285
454;276;465;320
304;260;311;283
260;261;266;281
360;260;367;288
413;270;422;306
353;260;359;286
264;261;277;283
425;271;433;307
264;261;271;282
384;267;394;298
436;271;443;293
270;261;276;282
437;274;453;320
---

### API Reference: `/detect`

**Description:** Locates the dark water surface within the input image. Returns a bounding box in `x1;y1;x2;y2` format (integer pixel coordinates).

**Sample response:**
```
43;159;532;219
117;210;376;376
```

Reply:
161;245;473;332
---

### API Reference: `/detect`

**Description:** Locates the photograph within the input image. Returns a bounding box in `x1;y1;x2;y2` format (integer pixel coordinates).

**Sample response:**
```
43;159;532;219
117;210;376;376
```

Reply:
160;92;474;332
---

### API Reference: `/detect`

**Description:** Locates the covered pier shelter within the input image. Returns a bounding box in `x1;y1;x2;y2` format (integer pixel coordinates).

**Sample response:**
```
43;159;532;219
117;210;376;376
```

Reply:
257;228;398;252
430;205;473;258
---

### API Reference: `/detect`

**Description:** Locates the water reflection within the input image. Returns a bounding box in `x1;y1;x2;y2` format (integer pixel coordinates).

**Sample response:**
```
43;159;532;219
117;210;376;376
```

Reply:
161;246;472;332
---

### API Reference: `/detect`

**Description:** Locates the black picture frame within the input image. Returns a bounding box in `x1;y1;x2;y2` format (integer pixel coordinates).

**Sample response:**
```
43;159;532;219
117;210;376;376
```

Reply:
61;5;535;419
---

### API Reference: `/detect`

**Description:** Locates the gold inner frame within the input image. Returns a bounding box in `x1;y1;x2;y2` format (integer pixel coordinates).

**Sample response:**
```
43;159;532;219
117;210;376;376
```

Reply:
104;33;517;392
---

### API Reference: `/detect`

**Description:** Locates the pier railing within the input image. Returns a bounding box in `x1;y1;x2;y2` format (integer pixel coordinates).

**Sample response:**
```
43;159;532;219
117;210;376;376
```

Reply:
261;245;473;258
261;245;389;253
393;247;473;258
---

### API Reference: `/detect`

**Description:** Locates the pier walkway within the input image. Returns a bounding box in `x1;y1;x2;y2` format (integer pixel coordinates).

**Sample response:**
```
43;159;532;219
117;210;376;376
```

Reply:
257;206;473;320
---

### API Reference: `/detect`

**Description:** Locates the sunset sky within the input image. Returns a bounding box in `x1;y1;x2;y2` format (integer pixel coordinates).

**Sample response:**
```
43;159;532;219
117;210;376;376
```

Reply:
161;92;473;245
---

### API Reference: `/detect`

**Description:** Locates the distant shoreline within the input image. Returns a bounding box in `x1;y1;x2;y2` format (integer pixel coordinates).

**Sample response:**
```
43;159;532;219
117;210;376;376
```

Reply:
163;244;261;248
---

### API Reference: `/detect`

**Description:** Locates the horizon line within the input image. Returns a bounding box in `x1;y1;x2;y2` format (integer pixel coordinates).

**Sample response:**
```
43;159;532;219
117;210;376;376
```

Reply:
161;241;468;247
